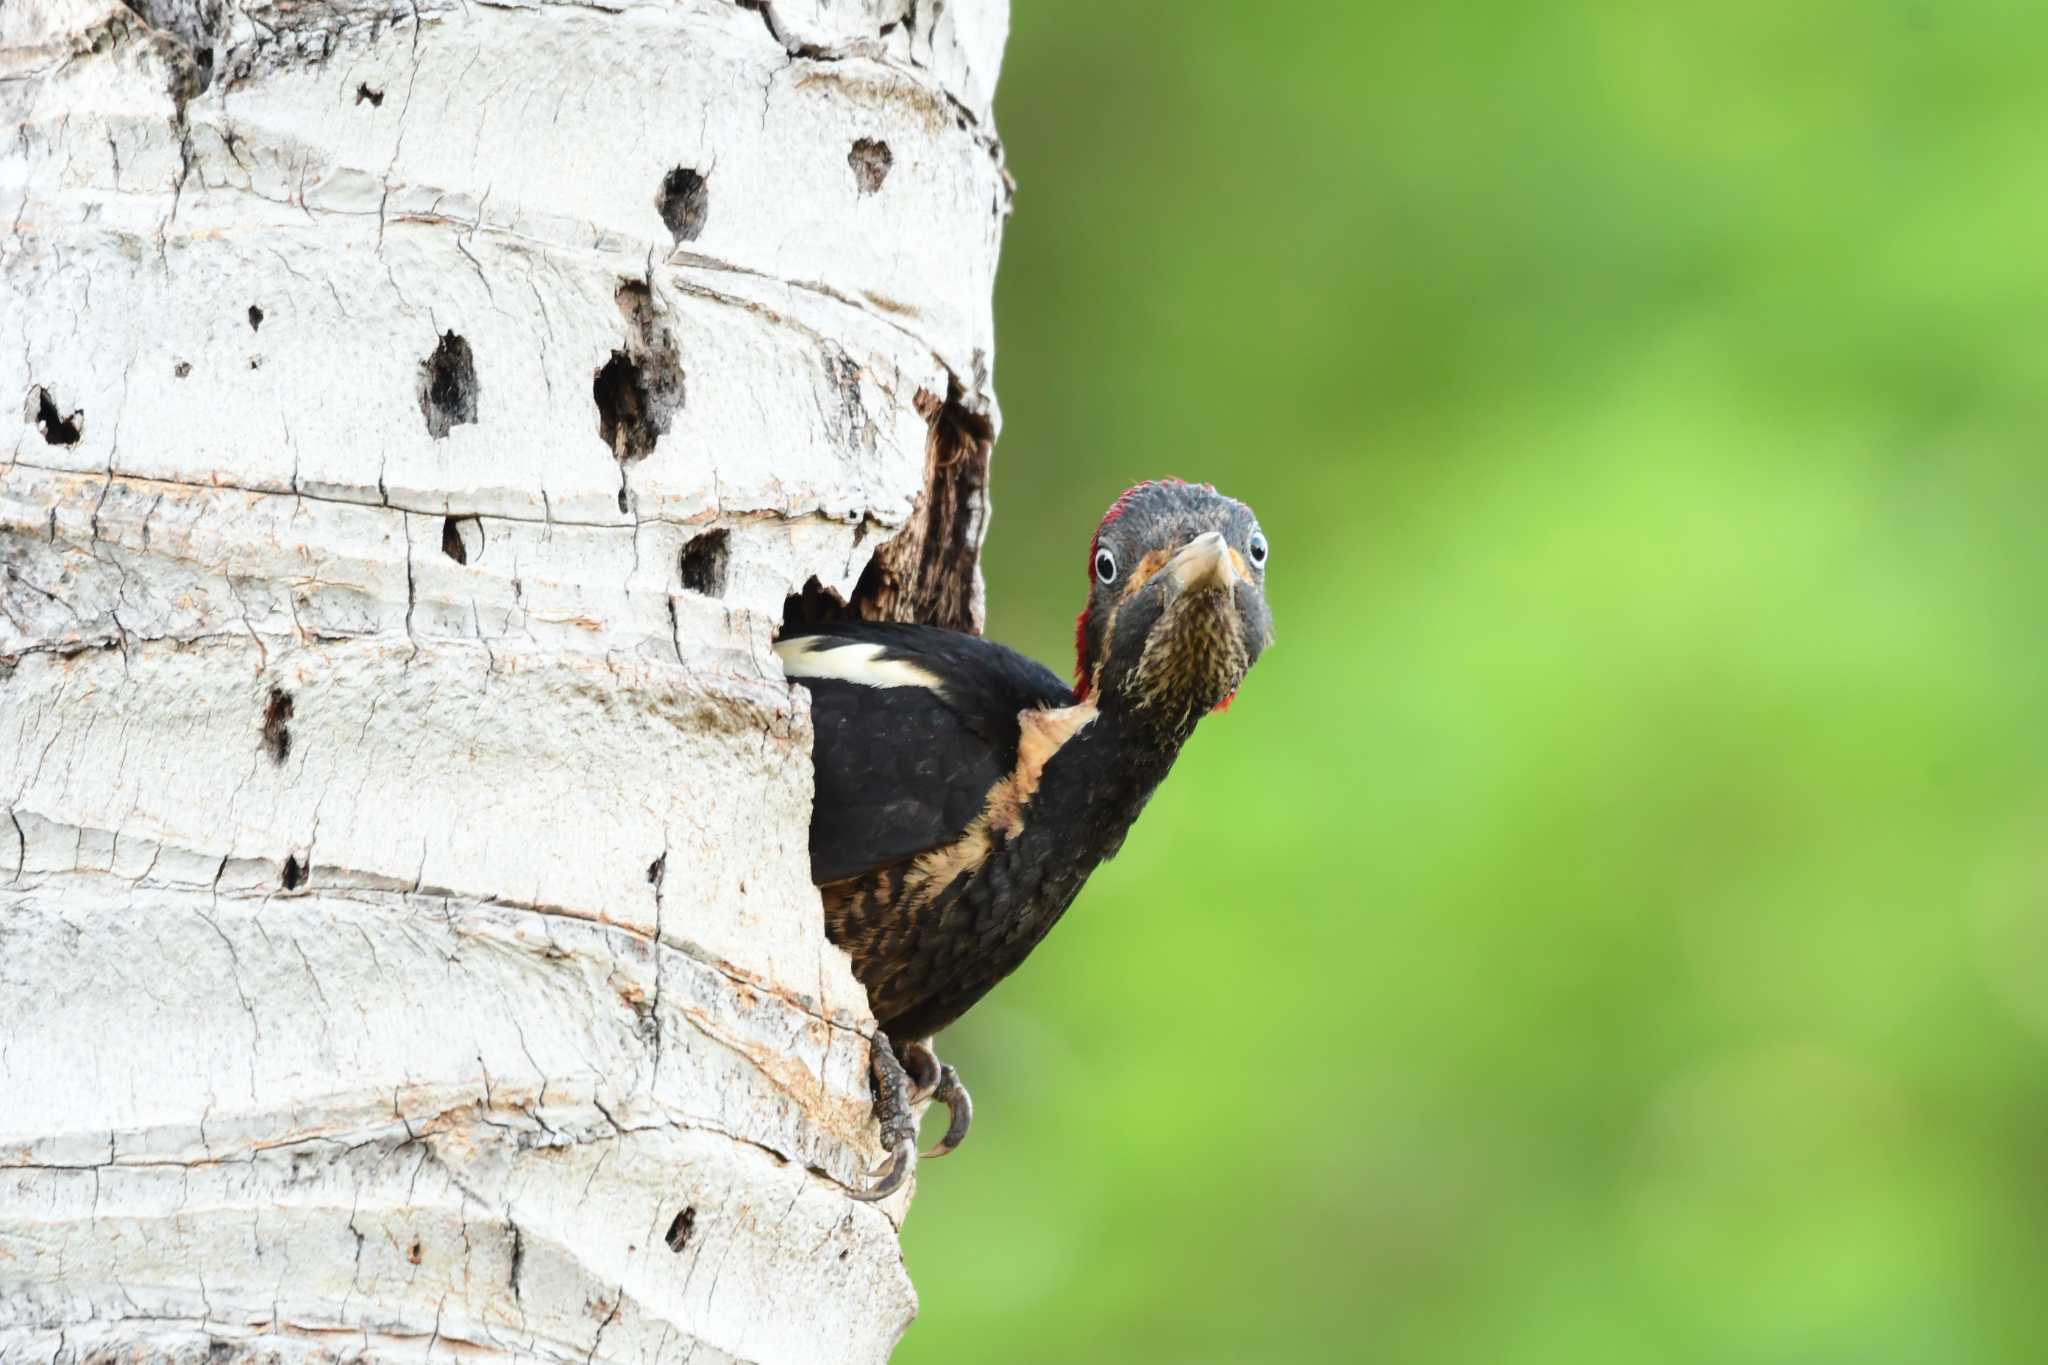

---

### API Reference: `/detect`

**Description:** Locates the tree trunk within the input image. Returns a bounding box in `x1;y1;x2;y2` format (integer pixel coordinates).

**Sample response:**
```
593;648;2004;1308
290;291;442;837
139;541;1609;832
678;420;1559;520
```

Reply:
0;0;1008;1356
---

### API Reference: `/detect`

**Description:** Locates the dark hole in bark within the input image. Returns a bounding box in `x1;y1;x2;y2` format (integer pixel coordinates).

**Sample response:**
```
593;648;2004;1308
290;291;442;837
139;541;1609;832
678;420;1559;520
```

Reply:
665;1208;696;1253
419;332;479;439
282;854;305;890
174;361;192;378
848;137;892;194
656;168;709;245
647;853;666;886
441;515;482;565
248;356;262;370
356;83;384;107
247;304;263;331
594;354;655;458
598;284;685;513
679;529;729;597
29;388;82;446
407;1239;423;1265
779;576;850;635
261;687;294;766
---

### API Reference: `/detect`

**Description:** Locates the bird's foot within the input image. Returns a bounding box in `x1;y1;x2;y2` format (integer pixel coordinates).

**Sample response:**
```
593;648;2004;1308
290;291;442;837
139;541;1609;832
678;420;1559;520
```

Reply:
850;1036;978;1199
901;1039;973;1160
850;1032;918;1202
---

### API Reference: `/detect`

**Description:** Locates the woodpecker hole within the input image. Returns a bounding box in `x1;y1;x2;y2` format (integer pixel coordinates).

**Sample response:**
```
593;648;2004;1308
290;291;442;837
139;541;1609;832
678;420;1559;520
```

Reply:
441;515;483;565
780;576;851;634
247;304;264;331
664;1208;696;1253
784;378;992;635
656;167;709;245
260;688;294;766
594;283;684;465
593;353;655;459
27;387;82;446
356;83;384;106
419;332;479;439
281;854;305;890
174;361;192;378
680;529;729;597
407;1239;423;1266
848;138;892;194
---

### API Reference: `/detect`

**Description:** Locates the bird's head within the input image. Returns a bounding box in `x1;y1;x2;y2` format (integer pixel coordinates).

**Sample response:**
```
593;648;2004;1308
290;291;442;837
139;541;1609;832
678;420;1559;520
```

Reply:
1073;480;1273;738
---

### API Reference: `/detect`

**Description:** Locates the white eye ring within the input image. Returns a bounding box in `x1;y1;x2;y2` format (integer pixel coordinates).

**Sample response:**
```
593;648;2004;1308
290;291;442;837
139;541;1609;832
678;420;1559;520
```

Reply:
1094;547;1118;584
1248;530;1268;566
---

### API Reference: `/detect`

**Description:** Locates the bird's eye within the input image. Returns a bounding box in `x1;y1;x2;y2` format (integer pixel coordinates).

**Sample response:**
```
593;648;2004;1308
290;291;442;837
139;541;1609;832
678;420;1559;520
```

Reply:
1094;547;1118;584
1248;530;1268;566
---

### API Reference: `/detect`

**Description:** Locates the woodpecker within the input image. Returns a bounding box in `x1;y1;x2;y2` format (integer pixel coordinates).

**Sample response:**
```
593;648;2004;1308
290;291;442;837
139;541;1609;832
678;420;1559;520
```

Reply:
777;480;1273;1199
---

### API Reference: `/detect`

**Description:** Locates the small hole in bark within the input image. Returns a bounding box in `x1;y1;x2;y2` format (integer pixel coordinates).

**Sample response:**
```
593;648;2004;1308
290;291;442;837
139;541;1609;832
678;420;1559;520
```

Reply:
174;361;192;378
356;83;384;107
656;167;709;245
597;283;685;499
441;515;482;565
261;688;294;766
28;387;82;446
665;1208;696;1253
679;529;729;597
593;349;680;462
247;304;264;331
419;332;480;439
848;137;892;194
408;1239;423;1265
282;854;305;890
248;356;262;370
647;853;666;886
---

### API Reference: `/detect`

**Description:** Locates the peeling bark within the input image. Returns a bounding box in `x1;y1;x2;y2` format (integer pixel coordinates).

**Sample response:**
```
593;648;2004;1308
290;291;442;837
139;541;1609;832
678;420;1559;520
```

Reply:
0;0;1012;1358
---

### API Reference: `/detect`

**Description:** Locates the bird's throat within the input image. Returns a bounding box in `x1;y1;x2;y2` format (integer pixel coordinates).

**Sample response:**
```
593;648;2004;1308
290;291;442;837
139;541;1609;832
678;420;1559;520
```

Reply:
1128;589;1249;736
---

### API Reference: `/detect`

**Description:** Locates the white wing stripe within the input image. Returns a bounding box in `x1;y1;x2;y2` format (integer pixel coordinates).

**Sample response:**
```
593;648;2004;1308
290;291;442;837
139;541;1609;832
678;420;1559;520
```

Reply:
774;637;948;693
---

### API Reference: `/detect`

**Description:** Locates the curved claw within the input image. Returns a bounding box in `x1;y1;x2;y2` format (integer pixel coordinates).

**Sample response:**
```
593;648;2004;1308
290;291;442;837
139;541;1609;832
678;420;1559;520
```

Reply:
849;1135;916;1202
901;1040;942;1106
850;1030;919;1202
922;1064;973;1160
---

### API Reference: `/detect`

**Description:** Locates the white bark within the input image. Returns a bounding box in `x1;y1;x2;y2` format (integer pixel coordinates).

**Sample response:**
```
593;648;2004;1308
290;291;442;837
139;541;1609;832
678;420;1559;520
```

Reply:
0;0;1008;1356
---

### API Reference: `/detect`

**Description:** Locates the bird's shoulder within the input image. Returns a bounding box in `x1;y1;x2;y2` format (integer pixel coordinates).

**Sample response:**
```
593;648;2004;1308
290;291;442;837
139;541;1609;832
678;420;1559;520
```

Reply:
777;620;1074;728
776;621;1077;885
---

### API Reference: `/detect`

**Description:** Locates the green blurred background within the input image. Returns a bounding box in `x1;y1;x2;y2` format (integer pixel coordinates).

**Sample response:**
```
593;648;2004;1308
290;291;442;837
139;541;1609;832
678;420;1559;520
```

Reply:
897;3;2048;1362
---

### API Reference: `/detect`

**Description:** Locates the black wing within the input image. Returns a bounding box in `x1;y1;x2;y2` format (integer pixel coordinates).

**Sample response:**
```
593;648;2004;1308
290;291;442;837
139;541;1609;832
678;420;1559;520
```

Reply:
779;622;1073;885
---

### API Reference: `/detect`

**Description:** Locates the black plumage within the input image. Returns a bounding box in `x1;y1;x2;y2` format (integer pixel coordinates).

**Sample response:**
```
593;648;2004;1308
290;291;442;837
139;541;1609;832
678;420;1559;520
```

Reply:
791;624;1071;885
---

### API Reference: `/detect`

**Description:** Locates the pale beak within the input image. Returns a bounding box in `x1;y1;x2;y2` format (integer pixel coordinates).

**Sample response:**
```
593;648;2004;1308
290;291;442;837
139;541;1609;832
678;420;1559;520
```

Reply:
1166;531;1238;595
